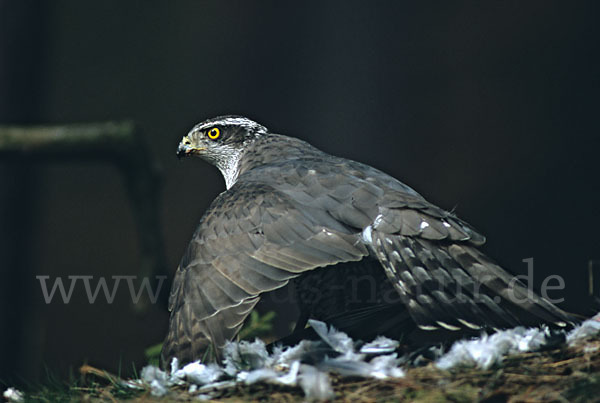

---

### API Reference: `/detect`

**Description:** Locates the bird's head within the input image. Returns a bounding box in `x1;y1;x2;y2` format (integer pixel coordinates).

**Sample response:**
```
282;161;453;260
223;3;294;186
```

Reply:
177;115;267;161
177;115;268;188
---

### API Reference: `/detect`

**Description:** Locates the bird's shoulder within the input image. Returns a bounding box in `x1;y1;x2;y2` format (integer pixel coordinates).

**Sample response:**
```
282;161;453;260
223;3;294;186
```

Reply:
199;134;486;245
237;134;422;199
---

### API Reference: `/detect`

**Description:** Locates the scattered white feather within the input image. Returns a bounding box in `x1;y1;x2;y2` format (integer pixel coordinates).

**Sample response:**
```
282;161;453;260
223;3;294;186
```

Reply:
318;356;374;377
135;315;600;400
271;340;318;366
244;360;301;386
172;361;223;385
298;364;335;400
3;388;24;402
369;354;406;379
140;358;223;396
141;365;173;396
137;321;404;400
306;321;405;381
567;313;600;345
437;313;600;371
308;319;363;360
436;326;550;370
223;338;272;375
360;335;399;354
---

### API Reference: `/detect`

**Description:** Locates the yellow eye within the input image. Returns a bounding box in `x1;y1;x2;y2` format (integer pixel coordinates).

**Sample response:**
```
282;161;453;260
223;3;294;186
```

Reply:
207;127;221;140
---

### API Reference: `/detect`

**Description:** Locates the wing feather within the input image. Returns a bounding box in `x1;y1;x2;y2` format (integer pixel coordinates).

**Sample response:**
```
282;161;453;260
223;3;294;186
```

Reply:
162;182;367;365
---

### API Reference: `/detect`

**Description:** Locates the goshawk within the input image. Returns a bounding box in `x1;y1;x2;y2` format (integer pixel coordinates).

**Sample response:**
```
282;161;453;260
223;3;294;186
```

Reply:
162;115;575;365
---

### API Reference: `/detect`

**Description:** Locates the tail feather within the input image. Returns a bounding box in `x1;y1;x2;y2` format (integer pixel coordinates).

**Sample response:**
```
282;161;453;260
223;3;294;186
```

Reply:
372;230;577;333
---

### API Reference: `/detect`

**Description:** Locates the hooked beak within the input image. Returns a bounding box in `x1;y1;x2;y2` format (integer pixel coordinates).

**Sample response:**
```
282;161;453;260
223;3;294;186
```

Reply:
177;142;206;159
177;143;190;159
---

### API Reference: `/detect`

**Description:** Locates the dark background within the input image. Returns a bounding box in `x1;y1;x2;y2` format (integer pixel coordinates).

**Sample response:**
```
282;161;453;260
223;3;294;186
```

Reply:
1;0;598;385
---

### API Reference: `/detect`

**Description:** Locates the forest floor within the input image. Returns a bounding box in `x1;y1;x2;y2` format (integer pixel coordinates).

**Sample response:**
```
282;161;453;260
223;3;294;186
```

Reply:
18;334;600;402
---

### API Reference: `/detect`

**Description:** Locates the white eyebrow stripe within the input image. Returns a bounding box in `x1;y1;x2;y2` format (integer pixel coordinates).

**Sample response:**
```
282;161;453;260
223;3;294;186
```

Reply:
194;117;267;133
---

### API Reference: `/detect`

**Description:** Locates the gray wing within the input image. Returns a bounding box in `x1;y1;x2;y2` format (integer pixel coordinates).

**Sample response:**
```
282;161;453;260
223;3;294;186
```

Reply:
162;181;368;365
267;158;576;332
368;205;576;332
